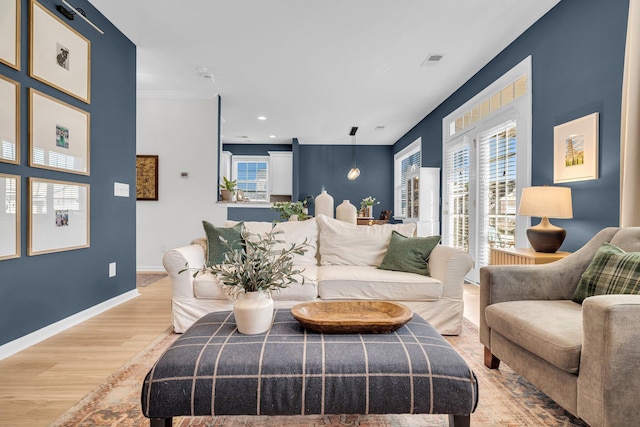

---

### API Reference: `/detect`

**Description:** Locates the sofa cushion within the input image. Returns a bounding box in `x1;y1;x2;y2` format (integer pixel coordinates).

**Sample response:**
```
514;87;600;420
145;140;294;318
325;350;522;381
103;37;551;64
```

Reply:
485;300;583;373
194;266;319;301
572;243;640;304
225;220;274;237
379;232;441;276
272;218;319;266
203;221;244;266
316;215;416;267
318;265;442;301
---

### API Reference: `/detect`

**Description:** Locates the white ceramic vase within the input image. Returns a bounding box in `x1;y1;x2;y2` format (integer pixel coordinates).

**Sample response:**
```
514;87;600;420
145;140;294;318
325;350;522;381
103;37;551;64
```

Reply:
233;291;274;334
336;200;357;224
315;190;334;218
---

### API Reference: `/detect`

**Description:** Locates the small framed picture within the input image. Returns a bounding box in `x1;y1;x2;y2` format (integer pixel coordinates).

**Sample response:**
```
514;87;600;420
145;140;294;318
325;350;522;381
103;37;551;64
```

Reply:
28;177;90;256
30;0;91;103
553;112;599;183
29;88;90;175
0;0;20;70
0;173;20;260
136;155;159;200
0;75;20;164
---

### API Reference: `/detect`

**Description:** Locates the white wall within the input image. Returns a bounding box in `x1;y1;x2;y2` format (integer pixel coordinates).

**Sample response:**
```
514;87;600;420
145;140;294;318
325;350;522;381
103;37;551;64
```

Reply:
137;97;227;271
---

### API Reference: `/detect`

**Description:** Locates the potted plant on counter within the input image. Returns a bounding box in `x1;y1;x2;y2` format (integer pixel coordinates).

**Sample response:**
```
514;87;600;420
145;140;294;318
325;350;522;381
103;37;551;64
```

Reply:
219;177;237;202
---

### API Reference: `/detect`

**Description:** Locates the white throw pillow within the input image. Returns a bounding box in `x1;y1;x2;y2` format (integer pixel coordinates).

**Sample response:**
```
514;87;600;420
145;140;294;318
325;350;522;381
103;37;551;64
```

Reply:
272;218;319;266
316;215;416;266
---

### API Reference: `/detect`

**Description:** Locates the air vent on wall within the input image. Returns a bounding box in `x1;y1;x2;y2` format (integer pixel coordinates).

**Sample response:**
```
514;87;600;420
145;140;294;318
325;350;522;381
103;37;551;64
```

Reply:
420;54;445;67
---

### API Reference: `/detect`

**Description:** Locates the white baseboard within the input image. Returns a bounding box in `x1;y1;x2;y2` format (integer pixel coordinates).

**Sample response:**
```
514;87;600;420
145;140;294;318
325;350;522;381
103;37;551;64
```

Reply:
137;265;165;272
0;289;140;361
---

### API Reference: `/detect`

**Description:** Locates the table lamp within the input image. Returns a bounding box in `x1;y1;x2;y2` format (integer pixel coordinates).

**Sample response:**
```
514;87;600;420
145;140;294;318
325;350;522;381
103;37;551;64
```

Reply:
518;186;573;253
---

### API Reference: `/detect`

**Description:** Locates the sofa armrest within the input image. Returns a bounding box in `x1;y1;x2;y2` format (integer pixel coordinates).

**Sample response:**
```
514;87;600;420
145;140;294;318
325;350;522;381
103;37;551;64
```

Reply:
577;295;640;427
428;245;473;299
162;244;206;299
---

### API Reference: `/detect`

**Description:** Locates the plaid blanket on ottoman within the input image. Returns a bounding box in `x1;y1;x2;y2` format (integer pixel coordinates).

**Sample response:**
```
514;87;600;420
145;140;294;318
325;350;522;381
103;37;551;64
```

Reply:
141;309;478;426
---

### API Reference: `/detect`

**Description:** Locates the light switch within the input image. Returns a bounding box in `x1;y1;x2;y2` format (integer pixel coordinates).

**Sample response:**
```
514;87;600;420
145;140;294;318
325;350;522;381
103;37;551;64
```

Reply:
114;182;129;197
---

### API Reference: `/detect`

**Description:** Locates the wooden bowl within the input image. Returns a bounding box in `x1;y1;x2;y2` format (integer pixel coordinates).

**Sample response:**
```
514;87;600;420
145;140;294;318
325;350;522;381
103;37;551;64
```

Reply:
290;301;413;334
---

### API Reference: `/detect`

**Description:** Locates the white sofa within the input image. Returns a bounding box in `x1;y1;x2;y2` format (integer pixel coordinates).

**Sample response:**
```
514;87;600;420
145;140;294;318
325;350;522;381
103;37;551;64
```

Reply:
163;215;473;335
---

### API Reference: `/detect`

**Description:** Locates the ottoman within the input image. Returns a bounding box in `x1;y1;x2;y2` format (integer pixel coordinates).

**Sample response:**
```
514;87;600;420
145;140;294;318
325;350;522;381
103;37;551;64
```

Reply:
141;309;478;426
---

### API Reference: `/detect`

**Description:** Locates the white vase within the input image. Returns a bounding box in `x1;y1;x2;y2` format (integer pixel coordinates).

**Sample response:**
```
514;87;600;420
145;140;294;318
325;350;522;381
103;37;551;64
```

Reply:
315;190;334;218
336;200;357;224
233;291;274;334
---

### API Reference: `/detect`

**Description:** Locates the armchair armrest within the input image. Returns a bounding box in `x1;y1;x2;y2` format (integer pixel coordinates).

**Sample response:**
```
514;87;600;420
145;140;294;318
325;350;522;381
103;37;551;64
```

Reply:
162;244;205;299
578;295;640;427
428;245;473;299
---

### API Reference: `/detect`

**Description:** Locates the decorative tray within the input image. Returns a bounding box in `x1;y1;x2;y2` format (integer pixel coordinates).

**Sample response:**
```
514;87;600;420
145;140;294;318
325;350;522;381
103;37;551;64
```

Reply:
290;301;413;334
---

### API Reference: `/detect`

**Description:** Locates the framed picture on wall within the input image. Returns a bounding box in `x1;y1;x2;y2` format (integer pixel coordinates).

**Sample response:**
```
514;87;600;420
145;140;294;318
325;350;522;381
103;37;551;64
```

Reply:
0;174;20;260
30;0;91;104
136;155;159;200
0;0;20;70
28;177;90;256
553;112;599;183
0;75;20;164
29;88;90;175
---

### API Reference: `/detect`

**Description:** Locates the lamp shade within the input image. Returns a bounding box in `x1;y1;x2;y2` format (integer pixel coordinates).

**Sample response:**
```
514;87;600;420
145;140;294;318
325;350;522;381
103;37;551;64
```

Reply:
518;186;573;219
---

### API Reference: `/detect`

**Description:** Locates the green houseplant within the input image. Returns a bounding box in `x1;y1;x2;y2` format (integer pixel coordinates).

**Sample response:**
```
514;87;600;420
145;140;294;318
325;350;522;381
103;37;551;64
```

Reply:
202;231;311;334
272;201;310;221
219;176;237;202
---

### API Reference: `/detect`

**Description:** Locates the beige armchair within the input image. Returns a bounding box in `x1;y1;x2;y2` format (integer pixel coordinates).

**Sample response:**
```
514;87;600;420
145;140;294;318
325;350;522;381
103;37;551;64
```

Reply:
480;227;640;427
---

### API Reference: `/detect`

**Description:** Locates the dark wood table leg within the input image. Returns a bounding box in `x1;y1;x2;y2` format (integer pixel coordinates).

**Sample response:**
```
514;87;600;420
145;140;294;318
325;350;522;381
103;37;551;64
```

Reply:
150;418;172;427
449;414;470;427
484;346;500;369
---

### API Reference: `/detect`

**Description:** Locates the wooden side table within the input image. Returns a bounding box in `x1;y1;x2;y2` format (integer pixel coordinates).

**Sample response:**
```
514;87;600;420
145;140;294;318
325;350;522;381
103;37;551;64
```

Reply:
356;218;389;226
489;247;571;265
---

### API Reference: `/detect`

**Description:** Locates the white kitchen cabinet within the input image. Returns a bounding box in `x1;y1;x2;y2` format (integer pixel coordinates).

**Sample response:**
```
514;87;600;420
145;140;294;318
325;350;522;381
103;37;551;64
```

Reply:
268;151;293;196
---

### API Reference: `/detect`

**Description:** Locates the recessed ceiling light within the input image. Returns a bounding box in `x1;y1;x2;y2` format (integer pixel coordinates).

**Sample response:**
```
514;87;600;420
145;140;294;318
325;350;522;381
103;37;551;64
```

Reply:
269;135;276;139
257;116;267;121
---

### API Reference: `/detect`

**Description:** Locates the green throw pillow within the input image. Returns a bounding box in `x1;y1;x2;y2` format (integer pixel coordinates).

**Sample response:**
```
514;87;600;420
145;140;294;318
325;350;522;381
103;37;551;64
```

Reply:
379;231;441;276
202;221;244;266
571;243;640;304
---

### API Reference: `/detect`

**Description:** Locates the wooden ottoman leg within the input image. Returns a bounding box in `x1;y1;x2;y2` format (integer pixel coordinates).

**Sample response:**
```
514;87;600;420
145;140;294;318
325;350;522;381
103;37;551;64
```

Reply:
448;414;470;427
150;418;172;427
484;346;500;369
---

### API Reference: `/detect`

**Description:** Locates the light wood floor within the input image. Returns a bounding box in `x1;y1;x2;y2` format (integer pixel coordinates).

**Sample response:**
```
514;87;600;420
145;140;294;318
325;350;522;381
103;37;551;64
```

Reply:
0;278;173;427
0;278;481;426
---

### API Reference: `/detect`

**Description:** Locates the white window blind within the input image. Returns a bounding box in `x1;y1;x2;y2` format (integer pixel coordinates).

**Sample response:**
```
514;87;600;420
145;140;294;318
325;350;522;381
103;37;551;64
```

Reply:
477;122;517;267
443;141;470;252
394;140;421;218
2;140;16;162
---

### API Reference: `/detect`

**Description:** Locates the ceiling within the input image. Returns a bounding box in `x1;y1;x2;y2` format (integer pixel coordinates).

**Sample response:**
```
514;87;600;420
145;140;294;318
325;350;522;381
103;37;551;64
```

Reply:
88;0;560;146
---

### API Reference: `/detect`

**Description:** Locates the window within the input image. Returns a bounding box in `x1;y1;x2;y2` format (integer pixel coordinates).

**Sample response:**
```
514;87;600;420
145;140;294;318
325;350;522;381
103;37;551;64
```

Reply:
442;56;531;283
232;156;269;202
394;138;421;218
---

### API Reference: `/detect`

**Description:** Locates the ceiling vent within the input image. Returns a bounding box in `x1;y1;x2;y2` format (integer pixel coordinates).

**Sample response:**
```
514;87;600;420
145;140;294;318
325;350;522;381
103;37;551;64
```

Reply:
421;54;445;67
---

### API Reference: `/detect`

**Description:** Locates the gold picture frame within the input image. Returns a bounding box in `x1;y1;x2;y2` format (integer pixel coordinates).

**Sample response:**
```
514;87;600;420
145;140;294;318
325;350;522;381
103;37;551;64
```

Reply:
0;173;20;260
136;155;159;201
29;88;90;175
0;0;20;70
28;177;90;256
553;112;599;183
0;75;20;164
30;0;91;103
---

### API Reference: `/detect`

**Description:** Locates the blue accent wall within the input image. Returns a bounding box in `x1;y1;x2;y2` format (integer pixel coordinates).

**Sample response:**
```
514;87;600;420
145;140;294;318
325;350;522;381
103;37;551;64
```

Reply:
0;0;136;346
393;0;629;252
298;145;394;219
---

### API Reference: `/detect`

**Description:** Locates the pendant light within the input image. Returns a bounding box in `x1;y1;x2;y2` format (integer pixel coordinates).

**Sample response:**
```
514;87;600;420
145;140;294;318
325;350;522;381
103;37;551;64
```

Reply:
347;126;360;180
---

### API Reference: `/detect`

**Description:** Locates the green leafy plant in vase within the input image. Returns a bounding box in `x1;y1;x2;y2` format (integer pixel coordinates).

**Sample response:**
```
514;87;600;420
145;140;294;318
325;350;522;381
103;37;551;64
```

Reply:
194;231;311;334
219;176;237;202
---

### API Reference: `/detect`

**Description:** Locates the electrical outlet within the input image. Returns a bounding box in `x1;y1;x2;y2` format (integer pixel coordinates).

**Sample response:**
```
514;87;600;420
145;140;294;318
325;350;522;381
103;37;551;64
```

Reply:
109;262;117;277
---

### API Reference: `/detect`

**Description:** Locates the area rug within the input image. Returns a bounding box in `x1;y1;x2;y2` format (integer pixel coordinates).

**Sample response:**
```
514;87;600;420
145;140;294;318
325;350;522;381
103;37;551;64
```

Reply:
50;320;587;427
136;273;168;287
